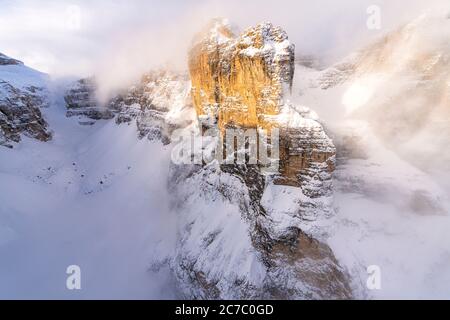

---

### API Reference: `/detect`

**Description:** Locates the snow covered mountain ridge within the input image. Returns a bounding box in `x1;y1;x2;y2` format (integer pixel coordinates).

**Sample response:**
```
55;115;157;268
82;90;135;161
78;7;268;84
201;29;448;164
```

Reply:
0;13;449;299
60;20;351;299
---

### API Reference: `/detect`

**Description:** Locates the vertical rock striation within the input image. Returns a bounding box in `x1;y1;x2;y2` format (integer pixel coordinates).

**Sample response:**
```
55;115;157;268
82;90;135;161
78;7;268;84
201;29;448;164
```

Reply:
169;19;352;299
188;18;335;188
189;19;294;131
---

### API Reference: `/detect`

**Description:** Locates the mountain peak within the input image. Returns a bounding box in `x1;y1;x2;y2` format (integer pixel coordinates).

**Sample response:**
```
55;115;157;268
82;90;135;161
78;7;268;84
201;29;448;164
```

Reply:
188;20;335;186
0;53;23;66
191;18;237;47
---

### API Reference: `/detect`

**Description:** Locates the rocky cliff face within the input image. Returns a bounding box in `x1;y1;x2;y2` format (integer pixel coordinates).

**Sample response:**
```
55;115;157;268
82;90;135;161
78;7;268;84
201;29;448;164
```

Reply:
168;159;351;299
0;53;51;148
111;70;194;143
162;19;351;299
188;19;335;187
189;19;294;131
0;53;23;66
61;20;351;299
64;71;195;141
65;78;117;122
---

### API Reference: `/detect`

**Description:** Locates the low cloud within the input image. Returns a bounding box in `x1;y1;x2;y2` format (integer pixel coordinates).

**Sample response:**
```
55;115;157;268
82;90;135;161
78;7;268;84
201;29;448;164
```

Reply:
0;0;448;99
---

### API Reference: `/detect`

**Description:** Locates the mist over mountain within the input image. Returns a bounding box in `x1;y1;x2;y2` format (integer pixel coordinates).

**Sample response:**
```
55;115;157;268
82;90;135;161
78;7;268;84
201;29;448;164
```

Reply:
0;2;449;300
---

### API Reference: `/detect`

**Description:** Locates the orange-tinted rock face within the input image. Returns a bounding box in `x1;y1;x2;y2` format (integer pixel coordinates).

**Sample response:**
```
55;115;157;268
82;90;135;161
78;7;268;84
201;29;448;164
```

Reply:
188;19;335;187
189;19;294;131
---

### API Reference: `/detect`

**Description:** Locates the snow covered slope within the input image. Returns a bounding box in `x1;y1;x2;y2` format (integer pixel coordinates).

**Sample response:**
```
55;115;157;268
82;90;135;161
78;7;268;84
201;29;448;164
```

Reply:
1;12;449;299
0;69;179;298
291;13;450;299
299;13;450;171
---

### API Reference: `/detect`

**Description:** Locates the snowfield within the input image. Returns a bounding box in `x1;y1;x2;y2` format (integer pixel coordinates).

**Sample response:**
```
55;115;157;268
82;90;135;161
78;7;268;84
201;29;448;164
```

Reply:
290;14;450;296
0;100;178;298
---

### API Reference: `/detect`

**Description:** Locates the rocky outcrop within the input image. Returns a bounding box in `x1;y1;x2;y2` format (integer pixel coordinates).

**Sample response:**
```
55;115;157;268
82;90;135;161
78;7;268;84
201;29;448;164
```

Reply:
0;54;51;148
65;78;116;121
188;19;336;188
164;19;351;300
318;61;357;90
0;53;23;66
64;71;194;143
189;19;294;131
168;153;352;299
110;70;194;144
61;21;350;299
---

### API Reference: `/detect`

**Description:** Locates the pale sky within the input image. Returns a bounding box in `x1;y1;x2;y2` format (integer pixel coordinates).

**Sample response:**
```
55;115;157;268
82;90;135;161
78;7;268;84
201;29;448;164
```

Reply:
0;0;447;77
